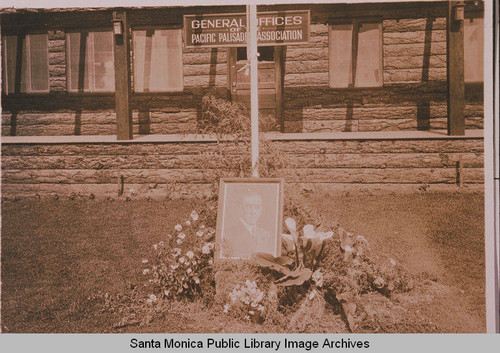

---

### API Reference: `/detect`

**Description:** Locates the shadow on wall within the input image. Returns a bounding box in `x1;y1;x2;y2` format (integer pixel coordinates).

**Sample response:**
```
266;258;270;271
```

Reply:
416;17;434;131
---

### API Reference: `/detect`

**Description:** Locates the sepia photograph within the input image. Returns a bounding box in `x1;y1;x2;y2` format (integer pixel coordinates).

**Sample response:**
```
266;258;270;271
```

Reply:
0;0;497;338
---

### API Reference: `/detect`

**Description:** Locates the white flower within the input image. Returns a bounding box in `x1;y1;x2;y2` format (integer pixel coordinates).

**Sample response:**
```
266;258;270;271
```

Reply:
303;225;334;241
186;251;194;259
185;220;191;226
389;258;397;266
196;230;204;237
141;259;149;264
178;232;186;239
223;304;230;313
202;244;211;254
285;217;297;232
374;277;385;288
199;224;206;229
190;211;199;221
159;241;164;246
282;233;293;242
195;278;200;284
258;305;264;312
208;259;213;265
249;310;255;316
175;224;182;232
149;294;157;302
172;248;181;257
308;289;317;300
176;239;182;244
129;188;136;195
153;244;158;251
282;233;296;250
179;257;186;264
164;290;170;297
170;264;178;270
303;224;315;238
143;269;150;275
312;270;324;287
187;268;192;274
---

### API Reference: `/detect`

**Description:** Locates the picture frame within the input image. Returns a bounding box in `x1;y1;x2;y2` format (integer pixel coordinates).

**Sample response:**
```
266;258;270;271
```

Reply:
215;178;284;260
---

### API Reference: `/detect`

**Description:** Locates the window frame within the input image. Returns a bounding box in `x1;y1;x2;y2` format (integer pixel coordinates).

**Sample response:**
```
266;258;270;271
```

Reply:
131;26;184;93
2;32;50;95
65;29;116;93
328;17;383;89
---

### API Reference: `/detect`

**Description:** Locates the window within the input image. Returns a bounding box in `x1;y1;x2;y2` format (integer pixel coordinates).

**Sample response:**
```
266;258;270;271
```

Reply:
66;31;115;92
237;46;274;62
2;33;49;94
464;16;484;83
329;20;382;88
132;28;183;92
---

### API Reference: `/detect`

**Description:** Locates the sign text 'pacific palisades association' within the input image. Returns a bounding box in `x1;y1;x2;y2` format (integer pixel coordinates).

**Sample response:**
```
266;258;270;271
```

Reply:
183;11;310;47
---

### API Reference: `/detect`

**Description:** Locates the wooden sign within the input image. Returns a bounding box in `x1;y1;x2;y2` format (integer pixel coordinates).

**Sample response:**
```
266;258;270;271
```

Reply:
183;10;310;48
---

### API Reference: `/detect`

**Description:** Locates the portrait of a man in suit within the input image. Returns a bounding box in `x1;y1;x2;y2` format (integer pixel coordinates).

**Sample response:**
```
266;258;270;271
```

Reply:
224;191;275;258
217;179;283;260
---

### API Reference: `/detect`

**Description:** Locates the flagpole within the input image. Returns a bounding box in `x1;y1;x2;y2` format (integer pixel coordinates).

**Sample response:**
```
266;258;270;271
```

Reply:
247;4;259;178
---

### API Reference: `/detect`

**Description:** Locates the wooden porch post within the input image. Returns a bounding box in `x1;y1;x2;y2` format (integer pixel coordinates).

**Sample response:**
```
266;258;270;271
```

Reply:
447;1;466;136
113;11;133;140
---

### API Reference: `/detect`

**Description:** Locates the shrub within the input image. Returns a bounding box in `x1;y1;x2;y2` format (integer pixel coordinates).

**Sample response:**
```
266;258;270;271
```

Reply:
142;209;217;302
198;94;290;194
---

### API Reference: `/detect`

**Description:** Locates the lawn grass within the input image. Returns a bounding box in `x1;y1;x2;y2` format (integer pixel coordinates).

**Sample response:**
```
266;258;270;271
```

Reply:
1;190;486;333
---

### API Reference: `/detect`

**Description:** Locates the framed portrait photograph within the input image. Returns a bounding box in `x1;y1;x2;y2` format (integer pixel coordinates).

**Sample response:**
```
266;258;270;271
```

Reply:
215;178;284;260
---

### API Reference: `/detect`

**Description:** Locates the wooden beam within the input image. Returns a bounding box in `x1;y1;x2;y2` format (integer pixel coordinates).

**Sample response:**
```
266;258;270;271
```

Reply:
447;1;466;136
112;11;133;140
275;46;285;132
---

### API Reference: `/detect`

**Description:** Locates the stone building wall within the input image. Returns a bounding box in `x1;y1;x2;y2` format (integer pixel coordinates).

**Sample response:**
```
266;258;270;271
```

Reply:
1;135;484;198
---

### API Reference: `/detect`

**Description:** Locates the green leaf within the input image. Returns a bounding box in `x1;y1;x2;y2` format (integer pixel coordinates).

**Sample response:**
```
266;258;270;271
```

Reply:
274;267;312;287
252;253;293;275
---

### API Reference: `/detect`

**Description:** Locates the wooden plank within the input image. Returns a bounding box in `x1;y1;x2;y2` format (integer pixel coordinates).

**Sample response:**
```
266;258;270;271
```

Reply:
113;11;133;140
0;183;214;198
0;143;243;156
447;1;466;135
1;152;484;170
1;139;484;156
1;168;224;184
280;167;484;184
235;90;276;103
1;167;483;185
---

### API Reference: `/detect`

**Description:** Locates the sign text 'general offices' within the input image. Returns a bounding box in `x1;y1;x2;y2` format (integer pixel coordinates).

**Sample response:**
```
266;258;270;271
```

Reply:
183;11;310;48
